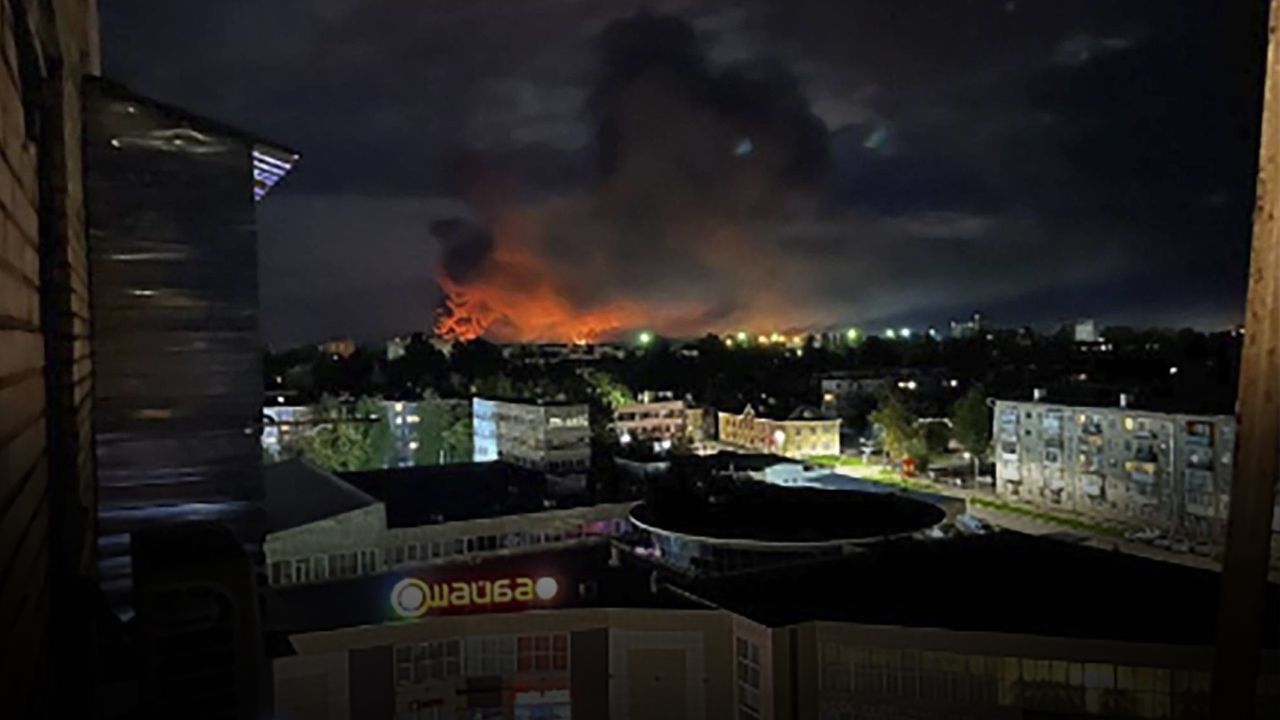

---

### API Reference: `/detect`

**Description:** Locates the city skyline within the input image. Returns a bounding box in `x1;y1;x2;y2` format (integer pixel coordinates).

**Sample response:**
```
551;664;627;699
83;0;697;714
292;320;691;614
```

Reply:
101;1;1269;345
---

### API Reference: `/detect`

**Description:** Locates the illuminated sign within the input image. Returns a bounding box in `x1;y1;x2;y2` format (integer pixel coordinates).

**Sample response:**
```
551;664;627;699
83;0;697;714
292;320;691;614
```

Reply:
391;575;561;619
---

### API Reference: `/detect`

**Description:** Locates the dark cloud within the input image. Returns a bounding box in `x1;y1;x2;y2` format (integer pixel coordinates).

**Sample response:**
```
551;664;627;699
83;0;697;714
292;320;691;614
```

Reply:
101;0;1270;343
430;218;495;285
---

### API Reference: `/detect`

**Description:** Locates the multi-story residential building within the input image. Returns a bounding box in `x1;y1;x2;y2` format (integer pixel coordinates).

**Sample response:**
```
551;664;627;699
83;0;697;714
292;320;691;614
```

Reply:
386;334;410;360
819;374;891;416
473;397;590;476
1074;318;1100;343
614;398;689;447
262;460;635;589
717;405;841;458
950;311;985;338
262;399;469;467
318;337;357;358
992;398;1242;543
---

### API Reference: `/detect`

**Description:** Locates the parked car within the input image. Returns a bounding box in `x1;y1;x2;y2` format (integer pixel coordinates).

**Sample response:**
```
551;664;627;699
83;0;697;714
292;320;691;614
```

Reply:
1169;537;1191;554
956;514;995;535
1192;542;1215;556
1152;535;1172;549
1124;527;1161;543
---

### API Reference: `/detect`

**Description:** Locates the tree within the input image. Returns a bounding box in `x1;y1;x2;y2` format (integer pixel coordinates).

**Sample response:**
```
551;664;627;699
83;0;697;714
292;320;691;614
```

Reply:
294;397;393;471
439;416;474;464
950;385;992;459
411;399;473;465
869;390;918;461
581;369;634;410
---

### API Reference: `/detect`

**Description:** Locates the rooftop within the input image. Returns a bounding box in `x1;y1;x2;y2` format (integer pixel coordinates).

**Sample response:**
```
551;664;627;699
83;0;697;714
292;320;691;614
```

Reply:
675;532;1280;647
473;396;588;409
632;480;945;545
339;462;575;528
264;460;379;533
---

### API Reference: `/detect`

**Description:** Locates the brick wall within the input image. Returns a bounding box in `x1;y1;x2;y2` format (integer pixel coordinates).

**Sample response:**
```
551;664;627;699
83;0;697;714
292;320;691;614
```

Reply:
0;0;98;715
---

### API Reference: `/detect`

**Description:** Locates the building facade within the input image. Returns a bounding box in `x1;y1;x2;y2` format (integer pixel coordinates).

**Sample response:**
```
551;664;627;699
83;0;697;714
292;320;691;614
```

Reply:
992;399;1242;542
717;406;840;458
1;1;100;713
263;399;470;468
613;399;688;447
272;591;1280;720
819;375;890;417
275;607;738;720
472;398;590;476
86;79;297;605
263;461;634;590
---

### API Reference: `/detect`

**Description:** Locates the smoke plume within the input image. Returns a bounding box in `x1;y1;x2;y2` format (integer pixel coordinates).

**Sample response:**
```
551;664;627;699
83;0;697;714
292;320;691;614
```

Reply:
434;11;831;342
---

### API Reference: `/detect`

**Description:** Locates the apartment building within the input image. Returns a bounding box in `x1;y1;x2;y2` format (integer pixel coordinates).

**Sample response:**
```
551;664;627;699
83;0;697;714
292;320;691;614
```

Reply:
473;397;590;476
613;398;688;445
717;405;840;458
992;398;1238;542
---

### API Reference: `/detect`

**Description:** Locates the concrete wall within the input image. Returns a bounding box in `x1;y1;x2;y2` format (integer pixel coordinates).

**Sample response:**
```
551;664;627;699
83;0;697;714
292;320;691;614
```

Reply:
992;400;1245;543
718;409;841;458
795;621;1278;720
265;502;386;584
472;397;590;474
1;0;98;714
280;608;735;720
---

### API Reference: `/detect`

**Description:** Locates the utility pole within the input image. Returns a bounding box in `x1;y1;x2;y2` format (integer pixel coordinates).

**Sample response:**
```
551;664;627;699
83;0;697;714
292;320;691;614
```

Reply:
1211;0;1280;714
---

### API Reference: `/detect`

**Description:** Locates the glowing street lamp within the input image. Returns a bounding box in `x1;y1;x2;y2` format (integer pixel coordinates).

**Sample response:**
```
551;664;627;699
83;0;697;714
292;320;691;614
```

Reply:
884;329;897;339
899;327;912;339
846;328;860;342
736;331;748;343
637;331;654;346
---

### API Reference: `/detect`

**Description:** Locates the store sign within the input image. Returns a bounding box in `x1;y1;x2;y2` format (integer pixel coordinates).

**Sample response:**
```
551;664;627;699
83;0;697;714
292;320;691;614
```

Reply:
390;574;561;619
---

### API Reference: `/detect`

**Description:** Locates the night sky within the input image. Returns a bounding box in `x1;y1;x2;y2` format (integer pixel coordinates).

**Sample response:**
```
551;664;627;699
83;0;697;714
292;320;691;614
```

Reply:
101;1;1269;346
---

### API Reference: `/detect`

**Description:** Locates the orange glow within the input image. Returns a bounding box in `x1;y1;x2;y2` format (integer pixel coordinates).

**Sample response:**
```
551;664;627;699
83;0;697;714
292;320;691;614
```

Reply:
436;241;643;343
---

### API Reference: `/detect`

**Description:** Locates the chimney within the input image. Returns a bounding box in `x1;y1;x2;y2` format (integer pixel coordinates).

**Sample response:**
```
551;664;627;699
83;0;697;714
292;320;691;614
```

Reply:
1032;388;1047;402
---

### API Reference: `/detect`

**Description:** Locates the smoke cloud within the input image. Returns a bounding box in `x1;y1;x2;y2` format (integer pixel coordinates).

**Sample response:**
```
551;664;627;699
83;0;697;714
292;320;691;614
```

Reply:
434;11;832;342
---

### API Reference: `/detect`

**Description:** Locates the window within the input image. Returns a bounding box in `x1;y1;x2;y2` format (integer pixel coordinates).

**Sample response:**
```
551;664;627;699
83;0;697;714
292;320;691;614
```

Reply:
313;556;328;581
394;545;406;564
517;634;569;672
408;543;420;561
294;559;310;584
396;640;462;685
466;636;516;677
271;561;291;585
736;637;762;720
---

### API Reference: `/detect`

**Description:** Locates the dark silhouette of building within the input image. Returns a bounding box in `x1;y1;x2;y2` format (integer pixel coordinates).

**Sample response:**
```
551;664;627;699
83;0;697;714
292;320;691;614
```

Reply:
84;78;296;608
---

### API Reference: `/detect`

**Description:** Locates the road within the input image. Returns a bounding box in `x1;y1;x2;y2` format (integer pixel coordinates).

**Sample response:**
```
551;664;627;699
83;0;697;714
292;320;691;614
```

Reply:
829;464;1280;581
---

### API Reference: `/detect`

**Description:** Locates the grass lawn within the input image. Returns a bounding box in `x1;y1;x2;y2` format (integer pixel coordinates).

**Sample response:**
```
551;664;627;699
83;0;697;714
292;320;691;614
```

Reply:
970;496;1125;538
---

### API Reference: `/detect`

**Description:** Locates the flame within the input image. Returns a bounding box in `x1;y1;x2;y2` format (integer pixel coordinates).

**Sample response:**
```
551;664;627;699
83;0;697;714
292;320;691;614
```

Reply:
435;241;642;344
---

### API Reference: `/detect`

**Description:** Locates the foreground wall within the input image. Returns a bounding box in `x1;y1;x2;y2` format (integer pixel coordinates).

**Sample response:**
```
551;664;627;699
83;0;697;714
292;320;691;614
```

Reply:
0;0;99;714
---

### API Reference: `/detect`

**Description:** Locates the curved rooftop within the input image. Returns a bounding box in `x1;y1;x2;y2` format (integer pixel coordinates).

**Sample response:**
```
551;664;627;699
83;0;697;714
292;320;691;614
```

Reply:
630;481;945;548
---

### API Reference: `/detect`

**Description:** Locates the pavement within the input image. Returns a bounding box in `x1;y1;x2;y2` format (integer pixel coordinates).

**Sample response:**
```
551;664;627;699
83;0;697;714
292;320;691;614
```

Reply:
828;463;1280;581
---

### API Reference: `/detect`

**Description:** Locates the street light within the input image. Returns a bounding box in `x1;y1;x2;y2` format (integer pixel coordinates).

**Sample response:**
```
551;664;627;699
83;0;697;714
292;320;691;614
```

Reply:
638;331;653;346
